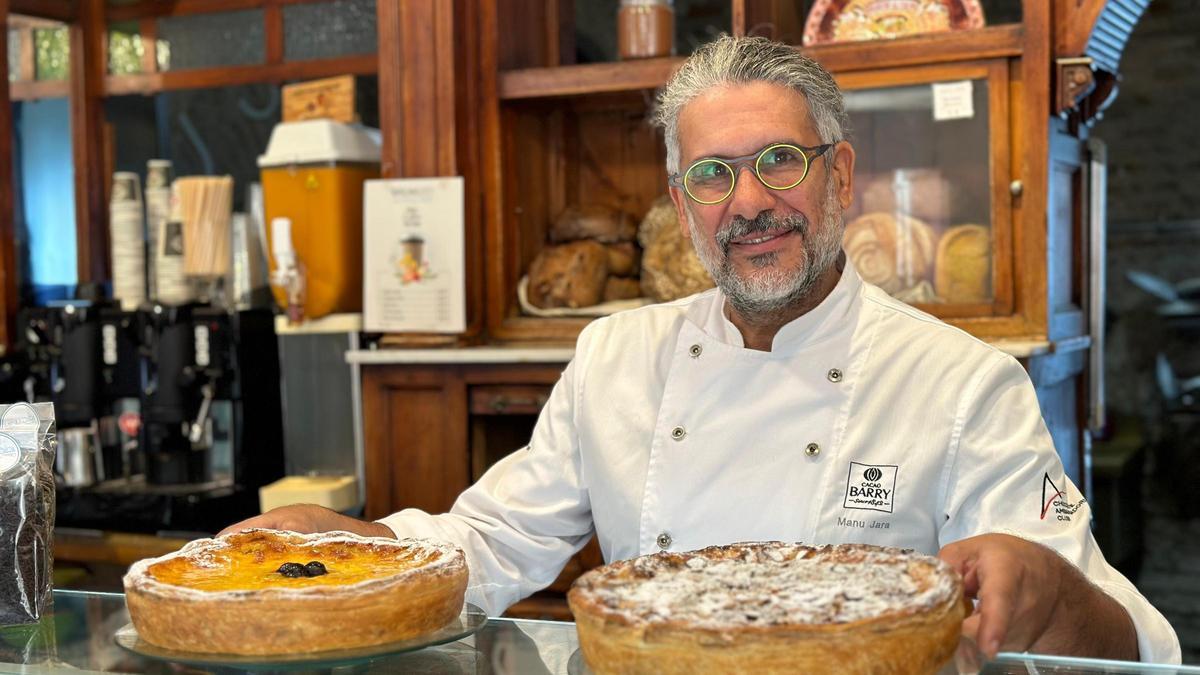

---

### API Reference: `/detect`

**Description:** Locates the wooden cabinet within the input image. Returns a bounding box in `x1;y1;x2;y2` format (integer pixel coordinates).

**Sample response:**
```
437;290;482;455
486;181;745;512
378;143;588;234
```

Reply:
361;357;595;619
481;6;1045;342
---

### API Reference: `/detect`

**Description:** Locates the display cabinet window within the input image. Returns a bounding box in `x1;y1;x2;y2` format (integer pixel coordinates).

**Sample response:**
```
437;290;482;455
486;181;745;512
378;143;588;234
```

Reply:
158;9;265;71
574;0;731;64
106;75;378;212
108;84;279;211
34;27;68;80
9;15;75;303
841;77;994;307
7;28;18;82
13;98;77;304
283;0;378;61
108;22;144;75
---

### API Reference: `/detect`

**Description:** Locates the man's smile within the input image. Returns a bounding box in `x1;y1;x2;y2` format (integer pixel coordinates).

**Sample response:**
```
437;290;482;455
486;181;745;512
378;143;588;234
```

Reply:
726;227;799;257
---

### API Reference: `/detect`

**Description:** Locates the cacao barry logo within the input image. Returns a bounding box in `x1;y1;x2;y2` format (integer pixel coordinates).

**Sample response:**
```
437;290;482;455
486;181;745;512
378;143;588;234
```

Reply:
843;462;898;514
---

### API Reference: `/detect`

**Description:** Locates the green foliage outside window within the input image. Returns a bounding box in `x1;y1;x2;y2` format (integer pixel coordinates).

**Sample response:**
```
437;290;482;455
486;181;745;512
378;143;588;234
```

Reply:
108;24;143;75
34;27;69;81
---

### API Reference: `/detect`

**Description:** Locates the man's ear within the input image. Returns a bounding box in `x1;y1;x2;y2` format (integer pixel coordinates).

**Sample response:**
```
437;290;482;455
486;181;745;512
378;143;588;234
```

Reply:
830;141;856;210
669;186;691;238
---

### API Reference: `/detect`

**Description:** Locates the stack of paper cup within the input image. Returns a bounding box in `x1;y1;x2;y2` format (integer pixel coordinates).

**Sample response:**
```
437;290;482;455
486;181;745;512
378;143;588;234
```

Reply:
144;160;173;301
155;182;192;306
109;172;146;310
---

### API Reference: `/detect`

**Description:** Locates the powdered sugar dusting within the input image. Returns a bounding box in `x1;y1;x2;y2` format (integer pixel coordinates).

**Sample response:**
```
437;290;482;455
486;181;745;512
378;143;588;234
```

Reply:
124;529;465;601
573;542;959;629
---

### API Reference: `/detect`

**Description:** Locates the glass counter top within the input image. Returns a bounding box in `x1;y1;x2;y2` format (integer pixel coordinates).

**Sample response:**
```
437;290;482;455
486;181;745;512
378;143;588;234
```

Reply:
1;590;1195;674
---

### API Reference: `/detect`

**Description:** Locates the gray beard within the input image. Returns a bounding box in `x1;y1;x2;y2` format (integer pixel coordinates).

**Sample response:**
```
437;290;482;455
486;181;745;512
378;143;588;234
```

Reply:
688;178;845;318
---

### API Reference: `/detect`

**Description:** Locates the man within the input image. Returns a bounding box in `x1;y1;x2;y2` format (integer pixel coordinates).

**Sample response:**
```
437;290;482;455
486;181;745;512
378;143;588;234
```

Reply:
227;36;1180;663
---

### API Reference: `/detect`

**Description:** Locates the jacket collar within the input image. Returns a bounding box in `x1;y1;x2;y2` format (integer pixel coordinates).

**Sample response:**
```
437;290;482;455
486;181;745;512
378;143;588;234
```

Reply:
691;255;864;351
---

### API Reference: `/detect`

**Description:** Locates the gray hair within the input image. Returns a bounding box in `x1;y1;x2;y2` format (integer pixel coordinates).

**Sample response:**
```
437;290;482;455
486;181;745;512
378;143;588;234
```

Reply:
653;35;849;174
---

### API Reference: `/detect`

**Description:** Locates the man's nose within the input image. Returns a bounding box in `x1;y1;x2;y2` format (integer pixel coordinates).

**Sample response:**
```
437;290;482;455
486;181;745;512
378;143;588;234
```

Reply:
725;165;775;221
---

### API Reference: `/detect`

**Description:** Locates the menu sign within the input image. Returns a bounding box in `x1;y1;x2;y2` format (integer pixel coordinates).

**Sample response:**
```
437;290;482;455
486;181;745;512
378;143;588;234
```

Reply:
363;177;466;333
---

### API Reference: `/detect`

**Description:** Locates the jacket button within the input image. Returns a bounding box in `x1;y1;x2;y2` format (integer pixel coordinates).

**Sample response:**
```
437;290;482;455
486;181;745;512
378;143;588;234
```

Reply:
689;344;703;358
827;368;843;383
656;532;672;550
805;442;820;457
670;426;686;441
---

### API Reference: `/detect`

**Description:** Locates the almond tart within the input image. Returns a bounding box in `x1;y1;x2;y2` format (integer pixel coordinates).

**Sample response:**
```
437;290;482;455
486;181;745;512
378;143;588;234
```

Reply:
568;542;968;675
123;528;468;656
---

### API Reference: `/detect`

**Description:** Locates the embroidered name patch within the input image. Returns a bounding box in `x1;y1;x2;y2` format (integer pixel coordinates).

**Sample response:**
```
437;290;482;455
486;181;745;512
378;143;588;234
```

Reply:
843;462;898;513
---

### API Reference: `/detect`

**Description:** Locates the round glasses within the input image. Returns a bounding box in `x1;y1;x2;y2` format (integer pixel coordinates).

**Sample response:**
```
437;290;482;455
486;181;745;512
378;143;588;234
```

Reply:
669;142;835;205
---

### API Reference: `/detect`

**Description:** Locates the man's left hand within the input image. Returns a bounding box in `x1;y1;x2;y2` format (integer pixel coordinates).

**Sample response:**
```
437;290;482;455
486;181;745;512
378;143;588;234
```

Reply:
938;533;1138;661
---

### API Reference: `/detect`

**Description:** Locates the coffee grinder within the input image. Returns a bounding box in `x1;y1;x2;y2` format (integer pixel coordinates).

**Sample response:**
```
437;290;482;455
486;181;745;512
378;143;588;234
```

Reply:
18;302;108;488
136;303;284;531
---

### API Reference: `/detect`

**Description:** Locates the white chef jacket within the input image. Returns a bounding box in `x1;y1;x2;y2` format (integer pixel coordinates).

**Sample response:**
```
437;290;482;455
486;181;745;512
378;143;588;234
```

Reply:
378;259;1181;664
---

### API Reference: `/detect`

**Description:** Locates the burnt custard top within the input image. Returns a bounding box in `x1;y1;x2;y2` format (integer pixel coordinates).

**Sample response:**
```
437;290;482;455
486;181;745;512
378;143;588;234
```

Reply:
146;529;446;592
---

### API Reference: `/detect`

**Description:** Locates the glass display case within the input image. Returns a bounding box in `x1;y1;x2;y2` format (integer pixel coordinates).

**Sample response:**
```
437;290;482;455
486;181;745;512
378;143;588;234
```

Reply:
2;590;1195;674
839;61;1010;317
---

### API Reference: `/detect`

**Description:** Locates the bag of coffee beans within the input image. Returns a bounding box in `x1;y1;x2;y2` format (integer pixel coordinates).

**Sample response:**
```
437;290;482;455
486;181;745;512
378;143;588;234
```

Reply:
0;403;56;625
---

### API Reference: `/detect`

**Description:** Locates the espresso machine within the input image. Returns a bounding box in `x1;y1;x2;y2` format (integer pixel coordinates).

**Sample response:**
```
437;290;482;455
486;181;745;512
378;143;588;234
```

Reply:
18;301;111;488
129;303;285;531
18;301;284;534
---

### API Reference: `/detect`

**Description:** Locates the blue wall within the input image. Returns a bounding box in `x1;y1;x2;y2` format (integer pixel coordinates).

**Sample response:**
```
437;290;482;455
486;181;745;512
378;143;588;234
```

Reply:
15;97;76;298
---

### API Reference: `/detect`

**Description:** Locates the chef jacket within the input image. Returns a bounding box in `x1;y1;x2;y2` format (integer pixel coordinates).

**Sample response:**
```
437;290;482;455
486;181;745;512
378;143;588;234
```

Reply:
378;259;1181;664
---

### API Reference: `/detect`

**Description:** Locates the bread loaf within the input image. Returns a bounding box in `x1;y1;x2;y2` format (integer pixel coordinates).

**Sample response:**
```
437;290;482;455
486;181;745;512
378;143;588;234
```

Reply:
527;240;609;309
638;196;714;302
842;212;936;296
603;277;643;302
551;205;637;244
606;242;641;277
935;224;991;303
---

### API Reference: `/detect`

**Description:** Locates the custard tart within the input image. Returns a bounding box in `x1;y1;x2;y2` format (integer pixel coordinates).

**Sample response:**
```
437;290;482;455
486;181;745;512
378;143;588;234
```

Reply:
123;529;468;655
568;542;967;675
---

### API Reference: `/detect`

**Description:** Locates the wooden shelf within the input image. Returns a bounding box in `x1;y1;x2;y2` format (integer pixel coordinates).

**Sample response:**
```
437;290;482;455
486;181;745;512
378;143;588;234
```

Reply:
804;24;1024;73
498;25;1023;101
104;53;377;96
499;56;684;100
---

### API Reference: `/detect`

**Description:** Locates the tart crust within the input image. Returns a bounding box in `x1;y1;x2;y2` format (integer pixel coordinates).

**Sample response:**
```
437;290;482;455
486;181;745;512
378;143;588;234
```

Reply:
123;529;468;656
568;542;967;675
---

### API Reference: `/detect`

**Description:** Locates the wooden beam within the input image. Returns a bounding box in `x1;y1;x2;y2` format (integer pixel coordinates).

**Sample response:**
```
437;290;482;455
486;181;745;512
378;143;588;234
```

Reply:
375;0;484;344
383;0;459;178
10;0;73;22
10;78;69;100
376;0;403;179
0;0;16;354
70;0;109;285
107;0;327;22
139;17;157;74
264;1;283;64
17;25;35;81
104;53;377;95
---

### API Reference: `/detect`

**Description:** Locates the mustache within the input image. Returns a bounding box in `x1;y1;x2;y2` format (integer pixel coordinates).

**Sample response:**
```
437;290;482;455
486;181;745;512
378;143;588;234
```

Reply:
715;211;810;252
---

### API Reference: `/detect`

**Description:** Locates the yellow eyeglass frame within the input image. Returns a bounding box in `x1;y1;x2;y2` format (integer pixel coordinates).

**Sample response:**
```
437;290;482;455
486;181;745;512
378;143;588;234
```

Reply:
668;142;835;205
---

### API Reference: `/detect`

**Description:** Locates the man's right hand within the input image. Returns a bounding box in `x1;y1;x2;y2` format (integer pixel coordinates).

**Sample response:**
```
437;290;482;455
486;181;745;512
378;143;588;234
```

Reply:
218;504;396;539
